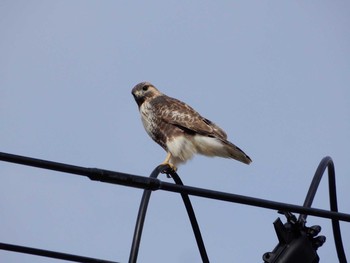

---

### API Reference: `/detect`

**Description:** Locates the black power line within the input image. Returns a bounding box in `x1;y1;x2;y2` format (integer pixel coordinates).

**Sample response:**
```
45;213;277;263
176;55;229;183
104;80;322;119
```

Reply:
0;152;348;222
0;242;118;263
0;151;349;262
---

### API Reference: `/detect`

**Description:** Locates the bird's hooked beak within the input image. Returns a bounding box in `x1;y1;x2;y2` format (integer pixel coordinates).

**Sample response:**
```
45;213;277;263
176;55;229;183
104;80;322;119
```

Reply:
132;82;159;108
131;89;145;108
132;89;140;99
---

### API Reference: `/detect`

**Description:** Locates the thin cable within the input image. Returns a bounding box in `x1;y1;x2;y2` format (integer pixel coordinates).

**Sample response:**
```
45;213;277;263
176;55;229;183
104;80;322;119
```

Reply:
129;166;209;263
128;165;163;263
299;156;332;224
1;152;349;222
298;157;346;262
169;170;210;263
158;180;350;222
327;160;346;263
0;242;118;263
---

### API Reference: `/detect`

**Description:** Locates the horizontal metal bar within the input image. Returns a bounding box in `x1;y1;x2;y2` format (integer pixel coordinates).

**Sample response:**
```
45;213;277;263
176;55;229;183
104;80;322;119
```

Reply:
0;242;118;263
158;180;350;222
0;152;160;190
1;151;350;222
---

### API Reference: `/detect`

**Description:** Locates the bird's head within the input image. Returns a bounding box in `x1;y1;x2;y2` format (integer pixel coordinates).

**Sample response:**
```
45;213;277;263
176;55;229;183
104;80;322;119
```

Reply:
132;82;162;107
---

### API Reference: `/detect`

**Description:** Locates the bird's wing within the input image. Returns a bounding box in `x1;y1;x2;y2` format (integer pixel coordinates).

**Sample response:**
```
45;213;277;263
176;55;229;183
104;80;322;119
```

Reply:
152;95;227;140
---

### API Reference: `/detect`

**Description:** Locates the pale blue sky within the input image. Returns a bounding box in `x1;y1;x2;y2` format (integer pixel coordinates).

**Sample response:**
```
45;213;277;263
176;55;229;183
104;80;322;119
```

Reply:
1;1;349;262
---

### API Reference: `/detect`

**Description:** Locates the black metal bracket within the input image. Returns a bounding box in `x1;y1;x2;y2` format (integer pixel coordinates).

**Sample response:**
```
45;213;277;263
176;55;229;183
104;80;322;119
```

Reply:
262;214;326;263
263;157;346;263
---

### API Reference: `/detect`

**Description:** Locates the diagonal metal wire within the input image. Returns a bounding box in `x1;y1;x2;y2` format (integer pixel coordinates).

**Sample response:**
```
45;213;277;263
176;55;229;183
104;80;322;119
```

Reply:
129;165;209;263
170;169;209;263
128;165;164;263
298;157;346;262
0;242;118;263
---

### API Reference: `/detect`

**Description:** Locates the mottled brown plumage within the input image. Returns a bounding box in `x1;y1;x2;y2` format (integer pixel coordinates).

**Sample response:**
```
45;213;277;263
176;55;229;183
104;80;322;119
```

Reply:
132;81;252;170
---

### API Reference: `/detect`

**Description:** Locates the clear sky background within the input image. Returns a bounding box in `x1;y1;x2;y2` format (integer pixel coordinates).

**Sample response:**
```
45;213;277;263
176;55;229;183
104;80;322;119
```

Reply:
1;1;349;262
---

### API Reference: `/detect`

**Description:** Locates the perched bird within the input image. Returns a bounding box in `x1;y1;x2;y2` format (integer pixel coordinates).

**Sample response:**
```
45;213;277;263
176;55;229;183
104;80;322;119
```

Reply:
131;82;252;171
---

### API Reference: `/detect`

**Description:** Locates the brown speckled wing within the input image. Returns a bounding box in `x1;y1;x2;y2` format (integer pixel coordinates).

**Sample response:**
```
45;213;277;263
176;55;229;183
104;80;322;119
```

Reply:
151;95;227;140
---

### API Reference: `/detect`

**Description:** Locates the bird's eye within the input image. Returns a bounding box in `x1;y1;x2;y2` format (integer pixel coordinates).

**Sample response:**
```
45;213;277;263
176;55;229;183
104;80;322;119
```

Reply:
142;85;149;91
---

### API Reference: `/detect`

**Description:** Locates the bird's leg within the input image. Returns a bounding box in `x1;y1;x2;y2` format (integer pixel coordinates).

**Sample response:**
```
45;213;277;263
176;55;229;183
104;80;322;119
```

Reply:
162;152;171;164
160;152;177;173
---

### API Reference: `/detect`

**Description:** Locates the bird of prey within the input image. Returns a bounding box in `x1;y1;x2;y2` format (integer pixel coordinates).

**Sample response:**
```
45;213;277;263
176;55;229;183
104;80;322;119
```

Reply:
132;82;252;171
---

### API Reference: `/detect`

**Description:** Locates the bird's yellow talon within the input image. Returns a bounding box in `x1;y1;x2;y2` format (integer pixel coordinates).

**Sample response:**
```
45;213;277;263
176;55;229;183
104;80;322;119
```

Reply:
159;152;177;172
163;163;177;171
160;162;177;177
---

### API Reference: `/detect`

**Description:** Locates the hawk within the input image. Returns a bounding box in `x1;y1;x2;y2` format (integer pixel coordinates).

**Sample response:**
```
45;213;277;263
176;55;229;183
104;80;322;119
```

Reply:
132;82;252;171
